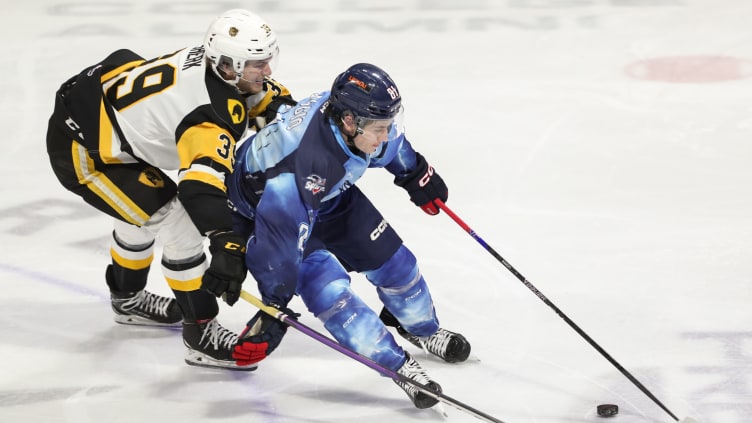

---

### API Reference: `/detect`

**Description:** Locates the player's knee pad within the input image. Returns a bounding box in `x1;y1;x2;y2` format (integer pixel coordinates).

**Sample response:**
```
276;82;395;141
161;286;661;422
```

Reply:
363;244;419;289
299;250;351;316
145;197;204;261
139;200;208;293
113;220;155;250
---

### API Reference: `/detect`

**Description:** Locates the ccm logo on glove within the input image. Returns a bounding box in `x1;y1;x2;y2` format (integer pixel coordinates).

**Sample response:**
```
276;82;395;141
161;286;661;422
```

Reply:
418;165;434;187
222;240;245;251
394;152;448;216
201;231;248;306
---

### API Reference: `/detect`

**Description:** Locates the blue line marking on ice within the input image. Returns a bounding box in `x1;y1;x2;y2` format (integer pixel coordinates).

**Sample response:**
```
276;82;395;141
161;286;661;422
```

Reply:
0;262;106;300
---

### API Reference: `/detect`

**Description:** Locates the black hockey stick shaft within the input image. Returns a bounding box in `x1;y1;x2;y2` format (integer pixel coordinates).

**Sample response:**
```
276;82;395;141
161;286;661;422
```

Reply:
239;290;506;423
435;200;681;422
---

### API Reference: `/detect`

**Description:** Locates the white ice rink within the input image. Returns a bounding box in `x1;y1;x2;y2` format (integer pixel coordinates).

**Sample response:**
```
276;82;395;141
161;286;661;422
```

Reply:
1;1;750;422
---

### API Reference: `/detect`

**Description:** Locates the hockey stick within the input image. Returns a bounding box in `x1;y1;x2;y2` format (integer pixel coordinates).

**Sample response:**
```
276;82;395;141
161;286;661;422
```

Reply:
238;290;505;423
435;200;699;423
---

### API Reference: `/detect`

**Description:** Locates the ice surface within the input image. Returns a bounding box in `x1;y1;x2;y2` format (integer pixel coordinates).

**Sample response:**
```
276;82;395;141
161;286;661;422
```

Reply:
1;1;750;422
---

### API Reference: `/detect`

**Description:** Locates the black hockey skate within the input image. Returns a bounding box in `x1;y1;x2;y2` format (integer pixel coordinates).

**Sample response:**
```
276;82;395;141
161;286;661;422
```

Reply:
394;352;442;409
111;289;182;327
183;318;257;371
380;307;471;363
107;264;182;327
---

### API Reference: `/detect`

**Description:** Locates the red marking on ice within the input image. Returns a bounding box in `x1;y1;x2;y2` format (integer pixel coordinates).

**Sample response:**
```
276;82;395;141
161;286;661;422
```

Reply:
624;55;752;83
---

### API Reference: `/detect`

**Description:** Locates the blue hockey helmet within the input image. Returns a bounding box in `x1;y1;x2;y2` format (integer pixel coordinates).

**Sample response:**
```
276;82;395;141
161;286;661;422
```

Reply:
329;63;402;124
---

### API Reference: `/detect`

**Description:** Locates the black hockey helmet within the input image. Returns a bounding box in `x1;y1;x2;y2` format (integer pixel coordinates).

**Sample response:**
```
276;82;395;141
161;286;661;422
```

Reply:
329;63;402;124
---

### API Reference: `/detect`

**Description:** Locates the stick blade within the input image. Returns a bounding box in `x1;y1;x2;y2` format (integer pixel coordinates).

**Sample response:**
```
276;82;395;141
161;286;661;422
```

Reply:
680;418;702;423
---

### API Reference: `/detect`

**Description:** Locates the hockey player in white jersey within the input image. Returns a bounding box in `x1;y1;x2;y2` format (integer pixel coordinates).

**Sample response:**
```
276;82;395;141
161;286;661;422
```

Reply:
224;63;472;408
46;9;293;371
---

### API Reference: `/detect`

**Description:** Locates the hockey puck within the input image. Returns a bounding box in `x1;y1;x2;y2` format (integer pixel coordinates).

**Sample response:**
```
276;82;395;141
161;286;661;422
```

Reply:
597;404;618;417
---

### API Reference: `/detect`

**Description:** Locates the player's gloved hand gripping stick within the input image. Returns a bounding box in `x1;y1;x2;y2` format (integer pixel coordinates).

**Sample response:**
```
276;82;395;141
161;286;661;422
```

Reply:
394;152;448;215
233;304;300;365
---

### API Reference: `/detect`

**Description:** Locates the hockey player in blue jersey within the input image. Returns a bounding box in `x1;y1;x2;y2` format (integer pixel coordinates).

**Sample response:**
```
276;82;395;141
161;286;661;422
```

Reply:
223;63;471;408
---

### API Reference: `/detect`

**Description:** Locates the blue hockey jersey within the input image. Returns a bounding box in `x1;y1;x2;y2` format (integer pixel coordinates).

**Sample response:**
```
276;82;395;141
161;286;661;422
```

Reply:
227;91;420;305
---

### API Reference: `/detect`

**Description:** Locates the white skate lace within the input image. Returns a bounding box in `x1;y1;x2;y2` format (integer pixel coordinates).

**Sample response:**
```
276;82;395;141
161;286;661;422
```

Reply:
199;319;239;350
119;291;173;317
397;356;433;397
418;329;453;358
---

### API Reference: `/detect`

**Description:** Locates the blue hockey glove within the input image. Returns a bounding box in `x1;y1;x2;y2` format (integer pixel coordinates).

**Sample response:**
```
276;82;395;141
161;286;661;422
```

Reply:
233;305;300;365
201;231;247;306
394;152;448;215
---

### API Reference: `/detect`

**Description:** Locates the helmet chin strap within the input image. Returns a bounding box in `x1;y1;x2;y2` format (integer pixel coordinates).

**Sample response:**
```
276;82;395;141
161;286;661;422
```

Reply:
346;128;370;157
236;77;250;94
340;113;363;146
213;63;247;93
345;132;357;146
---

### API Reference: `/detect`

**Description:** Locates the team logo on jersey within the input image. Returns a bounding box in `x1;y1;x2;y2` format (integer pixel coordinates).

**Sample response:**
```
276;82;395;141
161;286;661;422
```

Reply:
304;174;326;195
138;167;165;188
228;99;245;124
